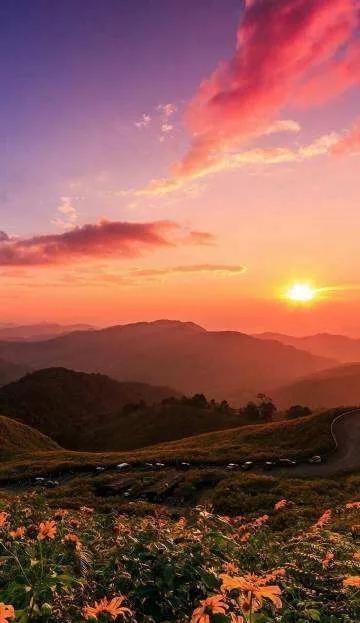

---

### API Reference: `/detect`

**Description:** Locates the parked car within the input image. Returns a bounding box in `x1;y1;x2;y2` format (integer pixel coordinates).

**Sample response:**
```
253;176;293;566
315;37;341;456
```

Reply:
34;477;46;485
226;463;239;470
308;455;322;464
115;463;130;471
45;480;59;488
263;461;276;471
95;466;105;473
179;462;191;470
241;461;254;471
155;462;165;469
278;458;297;467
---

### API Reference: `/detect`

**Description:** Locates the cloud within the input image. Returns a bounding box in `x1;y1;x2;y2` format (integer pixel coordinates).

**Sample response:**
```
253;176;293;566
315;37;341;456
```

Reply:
157;103;177;118
141;132;340;195
0;232;10;242
134;113;151;129
132;264;246;278
0;220;213;267
51;196;79;230
145;0;358;190
332;117;360;155
264;119;301;135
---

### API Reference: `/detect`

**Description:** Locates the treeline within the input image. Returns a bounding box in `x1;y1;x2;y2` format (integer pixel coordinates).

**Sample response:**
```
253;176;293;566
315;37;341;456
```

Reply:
121;392;312;423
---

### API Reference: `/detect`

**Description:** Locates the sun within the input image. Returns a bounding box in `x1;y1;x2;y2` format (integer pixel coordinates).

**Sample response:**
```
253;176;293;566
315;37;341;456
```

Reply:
286;283;317;303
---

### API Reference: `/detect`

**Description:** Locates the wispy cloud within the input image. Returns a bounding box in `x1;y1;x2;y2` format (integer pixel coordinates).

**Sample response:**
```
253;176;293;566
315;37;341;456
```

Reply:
134;113;151;129
51;196;79;229
0;220;214;266
332;117;360;155
132;264;246;278
143;0;358;192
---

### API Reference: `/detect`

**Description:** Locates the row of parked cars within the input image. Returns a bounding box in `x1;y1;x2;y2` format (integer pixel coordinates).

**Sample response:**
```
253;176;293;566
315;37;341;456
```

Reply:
225;455;322;471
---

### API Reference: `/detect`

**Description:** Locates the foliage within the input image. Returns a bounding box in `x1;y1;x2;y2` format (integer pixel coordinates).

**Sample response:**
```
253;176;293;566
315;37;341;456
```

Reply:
0;494;359;622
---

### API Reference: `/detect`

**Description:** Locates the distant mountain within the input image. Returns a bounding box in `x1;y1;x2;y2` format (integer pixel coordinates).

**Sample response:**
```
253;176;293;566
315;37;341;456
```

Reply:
0;368;250;451
0;414;60;455
272;363;360;409
0;320;334;403
256;332;360;363
0;323;94;342
0;358;30;386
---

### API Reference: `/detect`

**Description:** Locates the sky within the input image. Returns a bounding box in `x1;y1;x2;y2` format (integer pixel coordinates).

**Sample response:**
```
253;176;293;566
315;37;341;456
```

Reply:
0;0;359;335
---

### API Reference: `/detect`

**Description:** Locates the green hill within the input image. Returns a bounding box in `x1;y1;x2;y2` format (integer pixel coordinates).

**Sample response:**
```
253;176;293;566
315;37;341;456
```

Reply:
0;368;250;451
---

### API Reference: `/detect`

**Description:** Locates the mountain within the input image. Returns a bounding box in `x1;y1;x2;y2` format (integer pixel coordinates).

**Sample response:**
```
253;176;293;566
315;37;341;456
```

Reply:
0;323;94;341
256;332;360;363
0;414;60;455
271;363;360;409
0;358;30;386
0;367;181;451
0;320;334;403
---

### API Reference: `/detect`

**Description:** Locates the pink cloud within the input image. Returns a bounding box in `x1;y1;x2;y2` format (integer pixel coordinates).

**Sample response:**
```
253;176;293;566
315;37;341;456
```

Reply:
146;0;358;190
0;220;212;266
332;117;360;155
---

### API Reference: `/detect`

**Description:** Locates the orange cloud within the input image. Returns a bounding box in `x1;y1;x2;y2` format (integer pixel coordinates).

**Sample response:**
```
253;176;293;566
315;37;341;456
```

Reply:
0;220;213;266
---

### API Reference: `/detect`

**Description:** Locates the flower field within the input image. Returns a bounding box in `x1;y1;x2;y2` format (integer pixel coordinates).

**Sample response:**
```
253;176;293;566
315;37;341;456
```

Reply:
0;495;359;622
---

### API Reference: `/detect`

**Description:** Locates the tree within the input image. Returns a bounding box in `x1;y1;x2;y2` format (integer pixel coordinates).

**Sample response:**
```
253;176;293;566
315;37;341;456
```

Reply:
257;394;277;421
286;404;312;419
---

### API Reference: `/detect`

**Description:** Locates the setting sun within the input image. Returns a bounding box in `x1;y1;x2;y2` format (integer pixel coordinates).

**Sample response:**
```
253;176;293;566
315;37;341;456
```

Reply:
286;283;317;303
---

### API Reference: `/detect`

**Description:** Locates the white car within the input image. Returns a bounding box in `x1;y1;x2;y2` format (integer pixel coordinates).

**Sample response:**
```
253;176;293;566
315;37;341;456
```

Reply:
115;463;130;471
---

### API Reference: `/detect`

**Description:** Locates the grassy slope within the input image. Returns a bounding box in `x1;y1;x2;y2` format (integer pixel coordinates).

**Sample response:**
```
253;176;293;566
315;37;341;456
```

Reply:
0;409;340;480
0;414;60;454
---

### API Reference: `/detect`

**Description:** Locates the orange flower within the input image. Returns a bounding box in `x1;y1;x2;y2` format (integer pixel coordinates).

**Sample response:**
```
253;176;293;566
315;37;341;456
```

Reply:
221;573;282;613
64;533;82;550
191;595;228;623
346;501;360;509
83;596;132;620
223;562;239;575
0;603;15;623
322;552;334;568
80;506;94;514
37;520;57;541
0;512;9;528
239;532;250;543
54;508;69;519
252;515;269;528
343;576;360;589
230;615;244;623
274;499;287;511
313;510;331;529
353;552;360;561
9;526;26;540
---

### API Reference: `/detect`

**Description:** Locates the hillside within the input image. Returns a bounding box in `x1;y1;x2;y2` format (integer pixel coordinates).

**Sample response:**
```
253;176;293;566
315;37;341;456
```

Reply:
0;368;182;451
256;331;360;363
0;320;334;402
0;414;60;454
272;364;360;409
0;358;30;386
0;323;94;341
0;368;252;452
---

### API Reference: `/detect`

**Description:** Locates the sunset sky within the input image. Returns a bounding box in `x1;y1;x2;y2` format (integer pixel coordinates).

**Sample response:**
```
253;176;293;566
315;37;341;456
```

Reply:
1;0;359;335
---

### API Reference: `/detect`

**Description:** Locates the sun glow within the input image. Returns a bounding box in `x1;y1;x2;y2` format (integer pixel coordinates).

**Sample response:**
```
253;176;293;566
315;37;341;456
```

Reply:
286;283;317;303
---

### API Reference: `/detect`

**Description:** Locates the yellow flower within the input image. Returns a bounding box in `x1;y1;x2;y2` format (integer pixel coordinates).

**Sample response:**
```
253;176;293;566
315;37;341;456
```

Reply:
222;562;240;575
37;520;57;541
83;596;132;620
0;603;15;623
191;595;228;623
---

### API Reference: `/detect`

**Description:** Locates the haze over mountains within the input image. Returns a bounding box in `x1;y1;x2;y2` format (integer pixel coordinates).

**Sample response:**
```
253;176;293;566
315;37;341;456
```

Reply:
0;320;335;403
256;332;360;363
0;323;94;341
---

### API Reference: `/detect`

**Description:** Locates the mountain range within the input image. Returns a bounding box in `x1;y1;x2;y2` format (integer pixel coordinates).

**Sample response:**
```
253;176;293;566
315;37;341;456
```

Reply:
256;332;360;363
0;320;334;403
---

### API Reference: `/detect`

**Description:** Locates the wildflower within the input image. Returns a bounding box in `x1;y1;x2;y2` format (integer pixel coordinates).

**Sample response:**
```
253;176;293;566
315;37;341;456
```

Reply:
252;515;269;527
9;526;26;540
221;573;282;612
230;615;244;623
37;520;57;541
313;510;331;529
346;501;360;509
54;508;69;519
80;506;95;514
239;532;250;543
83;596;132;620
0;602;15;623
353;552;360;561
343;576;360;588
191;595;228;623
223;562;239;575
63;533;82;551
274;499;287;511
0;512;9;528
322;552;334;568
